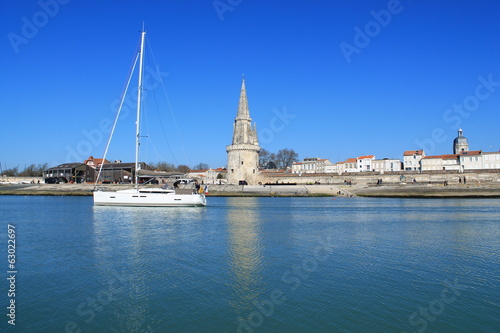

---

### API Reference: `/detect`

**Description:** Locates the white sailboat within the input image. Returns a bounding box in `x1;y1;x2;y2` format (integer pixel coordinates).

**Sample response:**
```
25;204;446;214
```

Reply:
93;29;206;207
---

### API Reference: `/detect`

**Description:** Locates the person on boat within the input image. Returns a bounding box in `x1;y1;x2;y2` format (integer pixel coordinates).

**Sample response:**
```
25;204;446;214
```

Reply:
194;180;201;194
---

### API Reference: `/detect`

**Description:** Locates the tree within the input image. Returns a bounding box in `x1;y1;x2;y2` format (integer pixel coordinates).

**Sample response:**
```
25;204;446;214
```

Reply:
18;163;48;177
259;148;278;168
152;161;177;172
176;165;190;173
259;148;270;167
1;166;18;177
275;148;299;170
192;163;209;170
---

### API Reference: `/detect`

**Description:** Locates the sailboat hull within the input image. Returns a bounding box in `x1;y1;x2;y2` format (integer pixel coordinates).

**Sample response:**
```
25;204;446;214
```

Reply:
93;189;206;207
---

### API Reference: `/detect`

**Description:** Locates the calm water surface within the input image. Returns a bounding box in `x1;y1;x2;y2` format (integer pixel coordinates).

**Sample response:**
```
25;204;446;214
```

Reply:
1;196;499;332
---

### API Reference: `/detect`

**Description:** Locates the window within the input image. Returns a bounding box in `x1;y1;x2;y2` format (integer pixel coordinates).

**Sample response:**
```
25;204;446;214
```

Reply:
241;161;244;165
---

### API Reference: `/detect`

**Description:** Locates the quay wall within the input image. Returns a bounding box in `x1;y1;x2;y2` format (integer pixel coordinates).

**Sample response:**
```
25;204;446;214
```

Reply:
258;170;500;186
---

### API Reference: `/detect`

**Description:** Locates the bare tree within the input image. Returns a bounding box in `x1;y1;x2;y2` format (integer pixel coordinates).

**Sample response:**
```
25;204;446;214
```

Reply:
176;165;190;173
192;163;209;170
1;166;18;177
259;148;271;167
275;149;299;170
152;161;177;171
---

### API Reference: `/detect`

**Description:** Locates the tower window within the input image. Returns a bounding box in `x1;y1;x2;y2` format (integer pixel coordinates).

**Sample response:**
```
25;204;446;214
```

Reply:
231;169;234;173
241;161;244;165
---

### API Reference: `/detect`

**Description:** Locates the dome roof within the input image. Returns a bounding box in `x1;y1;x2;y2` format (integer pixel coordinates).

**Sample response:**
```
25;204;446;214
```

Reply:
453;136;468;145
453;128;468;145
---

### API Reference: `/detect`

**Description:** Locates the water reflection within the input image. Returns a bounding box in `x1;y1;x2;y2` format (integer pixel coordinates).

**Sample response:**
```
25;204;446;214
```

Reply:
225;198;264;316
91;206;204;332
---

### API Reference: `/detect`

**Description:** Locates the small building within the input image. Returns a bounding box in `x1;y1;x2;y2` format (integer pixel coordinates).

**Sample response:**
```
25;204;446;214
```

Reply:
187;167;227;184
403;149;425;172
96;162;154;184
372;158;402;173
481;151;500;170
43;163;95;183
357;155;375;172
344;158;358;173
292;157;333;174
458;150;482;171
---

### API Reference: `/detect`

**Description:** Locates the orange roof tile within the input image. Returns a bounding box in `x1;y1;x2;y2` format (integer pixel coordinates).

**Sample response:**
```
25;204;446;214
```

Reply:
459;150;482;155
404;149;424;156
358;155;375;159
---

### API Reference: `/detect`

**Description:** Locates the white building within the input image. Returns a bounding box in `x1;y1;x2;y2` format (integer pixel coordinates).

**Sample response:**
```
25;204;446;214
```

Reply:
403;149;425;171
459;150;500;171
357;155;375;172
372;158;402;173
481;151;500;169
187;167;227;184
292;157;333;174
344;158;358;173
421;150;500;172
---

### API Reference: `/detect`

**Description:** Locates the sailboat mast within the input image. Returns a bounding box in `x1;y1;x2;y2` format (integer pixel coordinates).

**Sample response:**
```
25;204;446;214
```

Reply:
135;29;146;188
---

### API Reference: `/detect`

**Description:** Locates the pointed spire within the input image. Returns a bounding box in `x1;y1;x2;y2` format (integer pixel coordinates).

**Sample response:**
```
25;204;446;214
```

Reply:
236;76;250;120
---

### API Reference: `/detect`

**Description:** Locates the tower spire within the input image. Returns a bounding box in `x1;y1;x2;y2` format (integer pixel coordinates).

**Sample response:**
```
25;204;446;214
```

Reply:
236;76;250;120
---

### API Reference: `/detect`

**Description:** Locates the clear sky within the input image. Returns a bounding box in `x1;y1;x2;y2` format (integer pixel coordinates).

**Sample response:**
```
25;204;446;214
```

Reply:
2;0;500;170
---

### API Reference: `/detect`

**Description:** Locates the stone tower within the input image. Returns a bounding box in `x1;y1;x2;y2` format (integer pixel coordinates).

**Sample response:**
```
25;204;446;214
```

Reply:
226;78;260;185
453;128;469;154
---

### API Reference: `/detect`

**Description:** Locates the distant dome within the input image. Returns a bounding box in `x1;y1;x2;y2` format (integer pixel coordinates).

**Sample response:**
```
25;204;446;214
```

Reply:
453;128;469;154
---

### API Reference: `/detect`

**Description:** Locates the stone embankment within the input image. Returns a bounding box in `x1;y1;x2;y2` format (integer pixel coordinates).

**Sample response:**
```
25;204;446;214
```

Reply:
2;182;500;198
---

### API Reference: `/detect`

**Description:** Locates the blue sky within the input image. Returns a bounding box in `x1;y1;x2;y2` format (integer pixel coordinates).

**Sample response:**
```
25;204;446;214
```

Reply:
2;0;500;170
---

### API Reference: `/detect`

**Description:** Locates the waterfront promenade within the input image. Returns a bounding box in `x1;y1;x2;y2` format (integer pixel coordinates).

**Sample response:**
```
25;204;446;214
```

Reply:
2;181;500;198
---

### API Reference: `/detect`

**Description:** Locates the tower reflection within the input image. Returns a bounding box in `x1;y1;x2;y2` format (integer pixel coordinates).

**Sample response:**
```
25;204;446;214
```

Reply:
226;197;264;316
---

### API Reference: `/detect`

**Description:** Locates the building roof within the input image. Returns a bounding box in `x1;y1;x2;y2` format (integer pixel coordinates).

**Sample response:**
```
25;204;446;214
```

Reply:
45;163;85;170
459;150;482;155
423;155;443;159
404;149;424;156
84;156;110;166
358;155;375;159
345;158;357;163
190;169;209;173
441;154;459;160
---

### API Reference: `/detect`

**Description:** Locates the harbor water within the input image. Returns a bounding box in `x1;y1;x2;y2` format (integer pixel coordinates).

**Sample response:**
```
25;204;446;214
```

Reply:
1;196;499;332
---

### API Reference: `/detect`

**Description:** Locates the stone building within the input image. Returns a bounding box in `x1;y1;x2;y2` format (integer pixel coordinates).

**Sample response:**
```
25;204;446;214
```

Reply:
226;78;260;185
